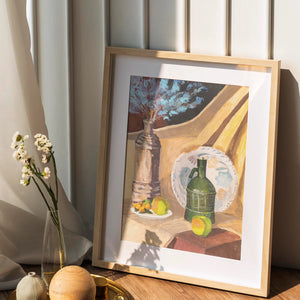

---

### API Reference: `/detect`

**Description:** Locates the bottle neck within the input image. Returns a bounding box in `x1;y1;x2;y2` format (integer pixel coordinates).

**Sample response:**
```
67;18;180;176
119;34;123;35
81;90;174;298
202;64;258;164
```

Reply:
143;119;154;135
197;159;207;178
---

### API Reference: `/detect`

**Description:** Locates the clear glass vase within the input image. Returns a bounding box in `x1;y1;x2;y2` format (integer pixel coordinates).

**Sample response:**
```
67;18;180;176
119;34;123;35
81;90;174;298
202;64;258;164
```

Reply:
41;209;66;289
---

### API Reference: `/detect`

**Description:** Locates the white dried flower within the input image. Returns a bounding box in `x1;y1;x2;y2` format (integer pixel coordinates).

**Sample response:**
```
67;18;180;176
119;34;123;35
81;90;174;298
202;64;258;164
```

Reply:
13;146;29;162
11;141;18;149
11;132;32;164
12;151;19;160
11;131;22;149
42;154;48;164
12;131;21;143
22;157;32;166
43;167;51;179
21;166;33;179
34;133;42;138
42;147;50;154
20;179;29;186
34;134;52;154
12;132;59;211
22;173;29;179
19;151;28;161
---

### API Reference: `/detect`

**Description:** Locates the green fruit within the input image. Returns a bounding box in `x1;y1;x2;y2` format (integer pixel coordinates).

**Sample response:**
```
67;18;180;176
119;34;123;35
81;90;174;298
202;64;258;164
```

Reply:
191;215;212;237
151;196;169;215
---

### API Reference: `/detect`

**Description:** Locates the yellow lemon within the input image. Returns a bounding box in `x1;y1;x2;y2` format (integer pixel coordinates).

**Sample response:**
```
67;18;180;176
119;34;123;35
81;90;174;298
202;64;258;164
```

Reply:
192;215;212;237
151;196;170;215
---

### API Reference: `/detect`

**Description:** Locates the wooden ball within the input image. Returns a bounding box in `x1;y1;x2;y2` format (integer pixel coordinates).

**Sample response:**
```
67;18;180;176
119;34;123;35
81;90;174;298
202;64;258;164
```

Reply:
49;266;96;300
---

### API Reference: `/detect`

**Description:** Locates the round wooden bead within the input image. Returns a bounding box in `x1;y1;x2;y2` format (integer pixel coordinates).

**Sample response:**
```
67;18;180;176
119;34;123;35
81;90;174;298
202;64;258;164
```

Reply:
49;266;96;300
16;272;47;300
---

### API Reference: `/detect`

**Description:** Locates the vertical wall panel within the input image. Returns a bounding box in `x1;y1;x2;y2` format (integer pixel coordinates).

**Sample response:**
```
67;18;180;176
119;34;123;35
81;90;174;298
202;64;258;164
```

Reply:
231;0;270;59
72;0;106;234
149;0;186;51
110;0;147;48
25;0;38;69
272;0;300;269
36;0;71;199
190;0;228;55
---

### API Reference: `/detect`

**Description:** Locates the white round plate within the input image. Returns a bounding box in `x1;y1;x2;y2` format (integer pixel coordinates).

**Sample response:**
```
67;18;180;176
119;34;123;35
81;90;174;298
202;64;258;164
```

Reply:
171;146;238;212
130;207;173;219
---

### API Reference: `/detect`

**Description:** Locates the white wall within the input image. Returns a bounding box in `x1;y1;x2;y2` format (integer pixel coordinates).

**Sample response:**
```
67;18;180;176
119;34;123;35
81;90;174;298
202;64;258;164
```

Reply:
71;0;106;238
29;0;300;268
272;0;300;269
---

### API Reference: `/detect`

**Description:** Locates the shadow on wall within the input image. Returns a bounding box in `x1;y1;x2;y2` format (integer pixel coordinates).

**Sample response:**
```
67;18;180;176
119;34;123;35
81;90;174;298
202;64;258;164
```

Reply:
272;69;300;268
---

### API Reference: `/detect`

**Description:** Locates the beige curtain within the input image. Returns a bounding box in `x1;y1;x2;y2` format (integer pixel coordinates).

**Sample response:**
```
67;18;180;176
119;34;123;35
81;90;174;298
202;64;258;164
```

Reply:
0;0;92;290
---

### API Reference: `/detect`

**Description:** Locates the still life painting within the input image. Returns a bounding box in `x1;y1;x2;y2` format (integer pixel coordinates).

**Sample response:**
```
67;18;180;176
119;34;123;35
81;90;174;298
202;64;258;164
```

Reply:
92;48;280;296
121;75;249;261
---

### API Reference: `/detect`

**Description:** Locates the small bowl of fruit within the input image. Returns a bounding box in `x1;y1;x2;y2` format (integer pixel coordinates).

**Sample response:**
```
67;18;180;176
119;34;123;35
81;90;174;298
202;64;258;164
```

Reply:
131;196;172;219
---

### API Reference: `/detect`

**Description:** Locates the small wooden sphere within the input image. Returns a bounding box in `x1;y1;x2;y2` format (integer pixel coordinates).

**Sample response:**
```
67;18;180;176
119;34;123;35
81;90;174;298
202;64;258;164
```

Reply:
49;266;96;300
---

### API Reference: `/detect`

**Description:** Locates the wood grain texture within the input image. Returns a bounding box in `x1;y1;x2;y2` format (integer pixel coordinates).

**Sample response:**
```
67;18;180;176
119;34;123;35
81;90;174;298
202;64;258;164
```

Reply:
92;49;113;264
2;263;299;300
261;57;281;296
49;266;96;299
104;47;279;67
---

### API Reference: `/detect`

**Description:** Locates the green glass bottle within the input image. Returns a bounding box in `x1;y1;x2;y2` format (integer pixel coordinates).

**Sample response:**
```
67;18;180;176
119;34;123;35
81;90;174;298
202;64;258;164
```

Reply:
184;158;216;223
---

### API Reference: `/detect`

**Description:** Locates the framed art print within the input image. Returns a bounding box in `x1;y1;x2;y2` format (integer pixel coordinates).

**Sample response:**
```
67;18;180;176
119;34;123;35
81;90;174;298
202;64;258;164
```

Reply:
92;47;280;297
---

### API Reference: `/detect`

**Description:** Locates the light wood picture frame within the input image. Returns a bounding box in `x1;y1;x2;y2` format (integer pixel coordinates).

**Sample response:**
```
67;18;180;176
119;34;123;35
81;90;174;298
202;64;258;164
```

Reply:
92;47;280;297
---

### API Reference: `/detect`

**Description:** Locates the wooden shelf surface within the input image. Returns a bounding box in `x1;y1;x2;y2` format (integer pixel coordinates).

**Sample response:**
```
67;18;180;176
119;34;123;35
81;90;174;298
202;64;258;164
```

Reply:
1;262;299;299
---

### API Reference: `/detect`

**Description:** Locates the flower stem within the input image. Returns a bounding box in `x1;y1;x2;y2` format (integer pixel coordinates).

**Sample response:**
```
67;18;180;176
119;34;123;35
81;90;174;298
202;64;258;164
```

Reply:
51;152;59;205
47;209;65;269
35;172;57;210
57;215;65;268
32;177;52;212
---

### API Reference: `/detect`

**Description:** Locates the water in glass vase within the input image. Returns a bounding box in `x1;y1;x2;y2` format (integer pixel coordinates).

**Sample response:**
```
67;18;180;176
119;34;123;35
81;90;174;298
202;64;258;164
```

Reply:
41;209;66;289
